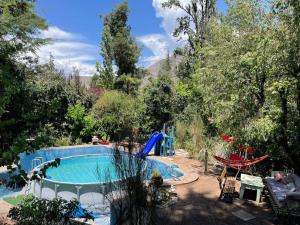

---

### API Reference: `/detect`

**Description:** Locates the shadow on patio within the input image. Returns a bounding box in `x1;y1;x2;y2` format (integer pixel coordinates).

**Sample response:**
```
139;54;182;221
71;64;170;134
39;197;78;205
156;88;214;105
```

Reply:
157;184;277;225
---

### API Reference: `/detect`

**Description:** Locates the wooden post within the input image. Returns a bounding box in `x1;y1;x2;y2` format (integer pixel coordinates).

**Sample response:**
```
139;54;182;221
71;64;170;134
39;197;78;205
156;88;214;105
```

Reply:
204;149;208;174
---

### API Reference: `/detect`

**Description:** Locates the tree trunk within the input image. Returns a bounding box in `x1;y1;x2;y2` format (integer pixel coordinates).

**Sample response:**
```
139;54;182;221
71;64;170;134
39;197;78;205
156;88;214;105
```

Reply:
204;149;208;174
278;89;296;168
296;80;300;145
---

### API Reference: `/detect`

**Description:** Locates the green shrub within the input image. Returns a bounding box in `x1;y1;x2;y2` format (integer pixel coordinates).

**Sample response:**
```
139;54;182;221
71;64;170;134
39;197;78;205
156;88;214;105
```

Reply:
8;196;93;225
66;102;96;142
92;90;141;140
54;136;72;147
175;116;225;162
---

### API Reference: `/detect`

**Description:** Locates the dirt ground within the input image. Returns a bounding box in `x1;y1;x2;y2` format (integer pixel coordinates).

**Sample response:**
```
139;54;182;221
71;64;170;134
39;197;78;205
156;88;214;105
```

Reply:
157;154;278;225
0;200;13;225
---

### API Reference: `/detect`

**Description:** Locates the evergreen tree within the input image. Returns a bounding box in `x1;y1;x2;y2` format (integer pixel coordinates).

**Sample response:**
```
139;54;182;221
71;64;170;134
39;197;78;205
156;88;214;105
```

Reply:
94;1;141;94
104;1;140;76
143;73;175;131
160;50;172;73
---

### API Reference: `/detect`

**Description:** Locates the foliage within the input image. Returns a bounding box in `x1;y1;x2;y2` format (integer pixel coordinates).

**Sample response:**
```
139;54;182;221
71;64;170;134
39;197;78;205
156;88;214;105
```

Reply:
182;0;300;171
162;0;216;81
93;1;142;95
162;0;216;52
142;73;175;131
175;116;209;159
104;1;140;76
54;135;73;147
0;57;92;168
114;74;141;95
8;196;93;225
151;169;161;178
92;91;141;140
104;145;157;225
92;63;114;89
66;102;96;142
0;0;47;117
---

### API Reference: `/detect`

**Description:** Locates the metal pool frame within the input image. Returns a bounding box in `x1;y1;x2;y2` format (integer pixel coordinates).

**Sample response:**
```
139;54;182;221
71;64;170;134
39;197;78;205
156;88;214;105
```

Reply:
31;154;147;203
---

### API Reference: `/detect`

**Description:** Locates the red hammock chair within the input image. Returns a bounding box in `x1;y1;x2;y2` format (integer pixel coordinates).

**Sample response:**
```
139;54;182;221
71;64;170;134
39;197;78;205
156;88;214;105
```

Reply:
214;155;269;170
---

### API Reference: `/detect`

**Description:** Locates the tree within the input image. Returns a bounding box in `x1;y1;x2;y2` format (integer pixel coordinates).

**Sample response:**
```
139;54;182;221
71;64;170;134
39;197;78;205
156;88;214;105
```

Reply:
185;0;300;171
0;57;93;168
0;0;47;117
143;73;175;131
162;0;216;53
162;0;216;81
104;1;140;76
92;91;141;140
94;1;141;94
93;23;115;90
160;50;172;73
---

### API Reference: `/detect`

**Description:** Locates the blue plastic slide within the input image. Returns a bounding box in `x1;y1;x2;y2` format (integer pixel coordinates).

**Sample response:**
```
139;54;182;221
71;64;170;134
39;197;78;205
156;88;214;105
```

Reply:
135;132;163;158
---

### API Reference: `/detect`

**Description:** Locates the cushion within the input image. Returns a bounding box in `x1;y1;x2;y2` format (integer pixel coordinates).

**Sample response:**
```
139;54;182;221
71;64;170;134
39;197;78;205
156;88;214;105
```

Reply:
286;182;295;192
282;174;294;184
265;177;289;204
292;175;300;189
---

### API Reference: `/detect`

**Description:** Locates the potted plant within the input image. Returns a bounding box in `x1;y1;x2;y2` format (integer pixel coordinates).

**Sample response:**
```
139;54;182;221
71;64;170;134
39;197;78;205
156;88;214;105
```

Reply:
151;170;163;187
99;132;110;145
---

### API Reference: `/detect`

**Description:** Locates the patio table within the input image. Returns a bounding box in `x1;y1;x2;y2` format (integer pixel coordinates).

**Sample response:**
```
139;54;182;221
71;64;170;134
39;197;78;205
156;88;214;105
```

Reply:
239;174;264;204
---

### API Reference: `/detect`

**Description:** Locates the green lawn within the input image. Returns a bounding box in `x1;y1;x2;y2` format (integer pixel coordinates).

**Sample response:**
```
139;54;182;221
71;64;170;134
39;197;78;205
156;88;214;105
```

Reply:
3;195;26;206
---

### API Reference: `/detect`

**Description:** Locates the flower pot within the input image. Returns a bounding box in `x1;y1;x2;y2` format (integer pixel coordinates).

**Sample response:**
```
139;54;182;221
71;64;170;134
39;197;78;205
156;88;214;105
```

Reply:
151;176;163;187
99;140;110;145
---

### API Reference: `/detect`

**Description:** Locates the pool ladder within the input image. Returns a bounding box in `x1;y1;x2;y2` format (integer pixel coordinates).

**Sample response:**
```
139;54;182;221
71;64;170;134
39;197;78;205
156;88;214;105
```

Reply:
32;157;43;170
23;157;43;196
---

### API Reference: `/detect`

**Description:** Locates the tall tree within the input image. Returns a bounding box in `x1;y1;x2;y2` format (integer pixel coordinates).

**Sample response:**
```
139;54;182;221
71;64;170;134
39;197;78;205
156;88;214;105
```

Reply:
104;1;140;76
162;0;216;80
93;23;114;89
160;50;172;73
163;0;216;55
94;1;141;94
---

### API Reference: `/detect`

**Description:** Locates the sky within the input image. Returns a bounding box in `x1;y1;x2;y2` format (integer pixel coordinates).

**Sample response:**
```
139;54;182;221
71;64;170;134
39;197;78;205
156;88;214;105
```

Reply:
35;0;227;76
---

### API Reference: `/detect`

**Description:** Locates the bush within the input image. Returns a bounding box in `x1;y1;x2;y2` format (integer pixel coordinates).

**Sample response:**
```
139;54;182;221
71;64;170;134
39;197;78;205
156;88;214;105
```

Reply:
54;136;72;147
175;116;225;162
8;196;93;225
66;102;96;142
92;91;142;140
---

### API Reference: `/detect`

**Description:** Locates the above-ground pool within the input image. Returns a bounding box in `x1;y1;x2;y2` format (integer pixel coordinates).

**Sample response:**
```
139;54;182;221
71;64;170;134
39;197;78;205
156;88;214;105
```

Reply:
45;154;182;184
19;146;183;205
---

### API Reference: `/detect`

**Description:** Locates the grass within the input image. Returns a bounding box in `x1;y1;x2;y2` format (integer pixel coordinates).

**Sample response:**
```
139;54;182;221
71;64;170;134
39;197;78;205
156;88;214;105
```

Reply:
3;195;26;206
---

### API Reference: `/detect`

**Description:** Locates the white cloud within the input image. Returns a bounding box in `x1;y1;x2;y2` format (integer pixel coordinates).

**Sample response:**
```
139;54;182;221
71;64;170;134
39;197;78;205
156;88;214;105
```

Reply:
39;26;77;40
138;0;189;66
34;26;97;76
138;34;169;66
152;0;189;39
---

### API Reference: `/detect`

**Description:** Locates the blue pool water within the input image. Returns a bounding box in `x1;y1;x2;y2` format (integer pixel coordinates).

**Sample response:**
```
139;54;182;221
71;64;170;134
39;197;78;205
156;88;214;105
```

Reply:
19;146;183;184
